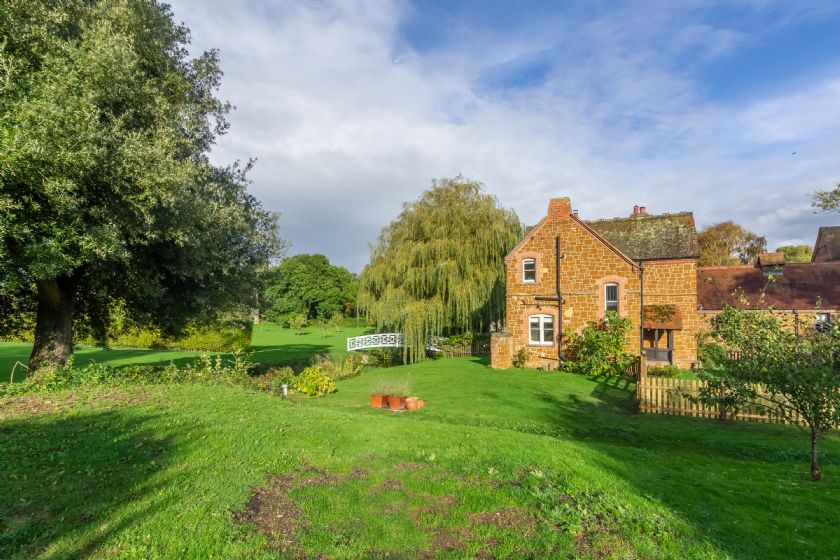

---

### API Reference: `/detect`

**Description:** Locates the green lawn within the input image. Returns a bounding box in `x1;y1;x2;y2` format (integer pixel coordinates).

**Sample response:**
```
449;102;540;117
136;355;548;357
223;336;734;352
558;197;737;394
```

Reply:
0;323;372;382
0;357;837;559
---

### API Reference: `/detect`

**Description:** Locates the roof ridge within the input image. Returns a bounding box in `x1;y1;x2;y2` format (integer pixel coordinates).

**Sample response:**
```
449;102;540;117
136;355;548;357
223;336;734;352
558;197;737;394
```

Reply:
585;211;693;223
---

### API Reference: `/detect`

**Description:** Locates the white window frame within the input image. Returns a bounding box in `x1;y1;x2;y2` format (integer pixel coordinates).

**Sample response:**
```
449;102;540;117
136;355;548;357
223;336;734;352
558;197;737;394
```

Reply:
522;258;536;283
816;312;831;324
605;283;619;313
528;314;554;346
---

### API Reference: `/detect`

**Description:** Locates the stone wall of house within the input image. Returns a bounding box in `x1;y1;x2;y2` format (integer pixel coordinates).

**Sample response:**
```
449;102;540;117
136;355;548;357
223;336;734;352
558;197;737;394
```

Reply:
501;198;641;369
494;197;701;370
642;259;701;367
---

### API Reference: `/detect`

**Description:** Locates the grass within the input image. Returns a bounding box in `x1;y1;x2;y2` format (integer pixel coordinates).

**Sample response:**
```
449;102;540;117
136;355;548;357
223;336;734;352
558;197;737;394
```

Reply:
1;354;837;559
0;323;372;382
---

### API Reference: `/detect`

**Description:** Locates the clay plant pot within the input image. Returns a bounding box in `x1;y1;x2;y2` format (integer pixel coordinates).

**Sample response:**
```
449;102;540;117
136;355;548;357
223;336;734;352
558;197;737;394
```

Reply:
370;394;388;408
417;400;425;409
405;397;419;412
388;395;407;411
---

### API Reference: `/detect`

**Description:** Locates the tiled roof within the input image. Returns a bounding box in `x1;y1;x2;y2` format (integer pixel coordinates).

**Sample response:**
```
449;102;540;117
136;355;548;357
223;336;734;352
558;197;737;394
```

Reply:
813;226;840;262
586;212;699;260
697;263;840;310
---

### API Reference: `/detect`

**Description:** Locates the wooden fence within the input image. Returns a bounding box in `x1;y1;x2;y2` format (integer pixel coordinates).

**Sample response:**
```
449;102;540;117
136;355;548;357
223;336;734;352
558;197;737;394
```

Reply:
636;373;803;425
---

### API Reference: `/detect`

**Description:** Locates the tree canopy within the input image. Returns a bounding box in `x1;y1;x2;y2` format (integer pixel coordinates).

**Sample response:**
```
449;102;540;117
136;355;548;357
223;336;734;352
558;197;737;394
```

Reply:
697;221;766;266
0;1;282;370
776;245;813;263
358;176;521;362
812;182;840;213
262;254;357;323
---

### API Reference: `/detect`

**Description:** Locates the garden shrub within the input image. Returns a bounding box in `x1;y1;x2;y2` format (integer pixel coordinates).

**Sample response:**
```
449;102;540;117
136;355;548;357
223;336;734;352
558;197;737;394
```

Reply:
563;312;634;376
313;354;364;381
513;347;528;368
292;366;336;397
250;366;295;394
76;319;253;352
646;365;684;378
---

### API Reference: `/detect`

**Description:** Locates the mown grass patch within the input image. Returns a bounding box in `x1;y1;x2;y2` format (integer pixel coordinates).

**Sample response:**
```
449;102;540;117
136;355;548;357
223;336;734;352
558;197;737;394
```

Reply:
0;357;837;558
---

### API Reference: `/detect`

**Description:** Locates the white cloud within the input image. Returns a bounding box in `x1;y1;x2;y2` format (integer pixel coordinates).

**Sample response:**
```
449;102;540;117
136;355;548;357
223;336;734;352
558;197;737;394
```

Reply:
169;0;840;271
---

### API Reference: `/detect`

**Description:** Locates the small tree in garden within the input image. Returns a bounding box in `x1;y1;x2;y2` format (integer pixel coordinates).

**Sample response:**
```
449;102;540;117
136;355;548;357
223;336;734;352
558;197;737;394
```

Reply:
563;312;635;376
328;313;344;333
700;306;840;481
289;313;308;335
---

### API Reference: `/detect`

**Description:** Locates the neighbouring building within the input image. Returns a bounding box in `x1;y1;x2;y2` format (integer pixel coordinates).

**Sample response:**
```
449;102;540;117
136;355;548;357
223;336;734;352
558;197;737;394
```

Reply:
490;197;840;370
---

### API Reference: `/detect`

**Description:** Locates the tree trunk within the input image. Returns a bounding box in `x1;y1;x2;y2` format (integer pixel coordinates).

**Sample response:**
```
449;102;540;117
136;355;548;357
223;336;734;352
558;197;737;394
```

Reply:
810;430;822;482
28;277;75;373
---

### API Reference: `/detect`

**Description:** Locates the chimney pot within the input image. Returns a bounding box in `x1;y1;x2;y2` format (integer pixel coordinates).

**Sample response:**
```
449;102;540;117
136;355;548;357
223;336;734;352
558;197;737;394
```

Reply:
633;205;639;215
639;206;647;214
572;209;578;217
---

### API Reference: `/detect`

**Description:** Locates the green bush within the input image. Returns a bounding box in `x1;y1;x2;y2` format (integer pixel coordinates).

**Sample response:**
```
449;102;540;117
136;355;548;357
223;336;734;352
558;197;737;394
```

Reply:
249;366;295;394
314;354;364;381
646;365;683;378
513;347;528;368
563;312;635;376
293;366;336;397
77;320;253;352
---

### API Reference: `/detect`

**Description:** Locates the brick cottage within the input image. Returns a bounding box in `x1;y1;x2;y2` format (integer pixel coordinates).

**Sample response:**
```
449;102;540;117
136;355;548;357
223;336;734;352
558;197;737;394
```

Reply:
490;199;840;370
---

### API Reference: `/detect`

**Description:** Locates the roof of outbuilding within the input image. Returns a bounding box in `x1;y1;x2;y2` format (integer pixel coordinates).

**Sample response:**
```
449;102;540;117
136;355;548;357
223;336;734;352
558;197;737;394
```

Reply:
813;226;840;262
585;212;699;261
697;262;840;310
757;252;785;266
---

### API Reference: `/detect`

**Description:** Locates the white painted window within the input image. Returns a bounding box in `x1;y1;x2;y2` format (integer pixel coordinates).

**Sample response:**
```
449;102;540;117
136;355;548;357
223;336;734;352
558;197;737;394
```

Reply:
529;314;554;345
523;259;536;283
605;283;619;313
816;313;832;332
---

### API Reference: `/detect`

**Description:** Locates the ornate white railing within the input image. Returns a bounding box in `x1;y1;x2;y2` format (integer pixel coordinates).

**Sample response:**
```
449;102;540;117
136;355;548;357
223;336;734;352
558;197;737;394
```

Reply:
346;333;443;352
347;333;404;351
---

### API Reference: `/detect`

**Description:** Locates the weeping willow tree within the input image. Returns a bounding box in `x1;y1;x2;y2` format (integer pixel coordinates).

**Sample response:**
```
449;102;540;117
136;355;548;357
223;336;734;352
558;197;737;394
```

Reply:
358;177;521;362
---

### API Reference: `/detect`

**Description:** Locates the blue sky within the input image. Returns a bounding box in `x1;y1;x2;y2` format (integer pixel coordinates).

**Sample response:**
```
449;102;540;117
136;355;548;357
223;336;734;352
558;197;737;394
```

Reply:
170;0;840;271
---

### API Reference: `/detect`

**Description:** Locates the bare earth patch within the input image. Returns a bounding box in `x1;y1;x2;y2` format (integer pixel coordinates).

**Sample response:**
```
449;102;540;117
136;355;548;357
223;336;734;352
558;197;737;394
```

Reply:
469;507;538;536
0;388;148;417
237;465;540;559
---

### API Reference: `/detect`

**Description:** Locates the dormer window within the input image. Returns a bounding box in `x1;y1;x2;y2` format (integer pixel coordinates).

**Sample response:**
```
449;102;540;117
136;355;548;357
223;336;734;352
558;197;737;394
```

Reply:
605;283;619;312
523;259;536;283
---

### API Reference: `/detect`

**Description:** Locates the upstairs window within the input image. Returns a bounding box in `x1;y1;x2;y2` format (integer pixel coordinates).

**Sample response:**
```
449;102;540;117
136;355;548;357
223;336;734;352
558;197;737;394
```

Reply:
605;283;619;313
523;259;536;283
529;314;554;346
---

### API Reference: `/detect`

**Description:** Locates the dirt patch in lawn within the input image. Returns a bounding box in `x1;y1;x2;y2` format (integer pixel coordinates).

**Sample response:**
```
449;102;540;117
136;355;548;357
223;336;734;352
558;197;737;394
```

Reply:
234;474;304;556
238;465;540;559
0;388;148;417
469;507;538;536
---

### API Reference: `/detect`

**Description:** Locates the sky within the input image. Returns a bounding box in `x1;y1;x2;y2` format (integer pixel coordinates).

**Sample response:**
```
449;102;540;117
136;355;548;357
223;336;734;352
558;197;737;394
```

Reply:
168;0;840;272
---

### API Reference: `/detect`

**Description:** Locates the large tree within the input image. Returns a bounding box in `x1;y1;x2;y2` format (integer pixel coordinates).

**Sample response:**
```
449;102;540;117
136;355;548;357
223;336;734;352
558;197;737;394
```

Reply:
0;1;282;371
812;182;840;213
262;254;357;323
776;245;813;263
697;221;767;266
358;177;521;362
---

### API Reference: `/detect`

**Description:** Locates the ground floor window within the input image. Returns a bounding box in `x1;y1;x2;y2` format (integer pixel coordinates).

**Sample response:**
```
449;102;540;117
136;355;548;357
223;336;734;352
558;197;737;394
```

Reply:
529;314;554;345
643;328;673;363
816;312;832;333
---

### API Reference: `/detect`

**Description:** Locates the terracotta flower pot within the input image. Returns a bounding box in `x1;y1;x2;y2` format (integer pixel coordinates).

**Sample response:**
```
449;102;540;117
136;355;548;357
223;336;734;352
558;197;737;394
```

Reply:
370;394;388;408
417;400;425;409
388;396;406;411
405;397;419;412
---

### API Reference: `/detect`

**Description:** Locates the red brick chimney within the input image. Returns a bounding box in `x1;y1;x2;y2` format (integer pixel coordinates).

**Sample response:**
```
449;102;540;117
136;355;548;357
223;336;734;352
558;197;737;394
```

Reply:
547;197;572;220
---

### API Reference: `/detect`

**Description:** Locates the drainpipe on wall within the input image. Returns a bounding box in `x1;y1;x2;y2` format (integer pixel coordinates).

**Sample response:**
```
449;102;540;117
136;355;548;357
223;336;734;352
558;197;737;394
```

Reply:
638;260;645;358
556;235;564;364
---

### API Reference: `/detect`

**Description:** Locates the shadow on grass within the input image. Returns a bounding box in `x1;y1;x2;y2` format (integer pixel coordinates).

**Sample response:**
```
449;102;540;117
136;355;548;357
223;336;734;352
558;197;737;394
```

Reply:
0;409;191;559
541;375;840;559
